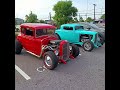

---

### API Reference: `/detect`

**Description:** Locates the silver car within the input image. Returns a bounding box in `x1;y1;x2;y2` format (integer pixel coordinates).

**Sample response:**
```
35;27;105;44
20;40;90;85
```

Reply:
79;22;105;44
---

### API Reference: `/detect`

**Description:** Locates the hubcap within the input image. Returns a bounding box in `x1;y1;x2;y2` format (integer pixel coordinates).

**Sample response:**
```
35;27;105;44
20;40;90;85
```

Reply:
84;42;91;50
45;55;52;66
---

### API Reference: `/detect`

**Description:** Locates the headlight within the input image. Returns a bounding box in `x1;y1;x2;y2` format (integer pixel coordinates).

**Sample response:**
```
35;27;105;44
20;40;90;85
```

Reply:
54;50;59;55
69;46;72;51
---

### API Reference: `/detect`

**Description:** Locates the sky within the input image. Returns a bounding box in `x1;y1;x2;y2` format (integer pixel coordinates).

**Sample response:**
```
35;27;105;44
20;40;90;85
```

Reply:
15;0;105;20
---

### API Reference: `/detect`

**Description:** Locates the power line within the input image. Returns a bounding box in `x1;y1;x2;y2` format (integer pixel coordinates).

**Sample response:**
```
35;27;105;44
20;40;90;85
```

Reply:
78;8;104;12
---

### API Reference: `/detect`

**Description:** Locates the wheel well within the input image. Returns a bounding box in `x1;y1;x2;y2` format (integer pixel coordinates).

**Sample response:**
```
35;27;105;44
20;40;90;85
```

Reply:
55;33;61;40
80;34;93;42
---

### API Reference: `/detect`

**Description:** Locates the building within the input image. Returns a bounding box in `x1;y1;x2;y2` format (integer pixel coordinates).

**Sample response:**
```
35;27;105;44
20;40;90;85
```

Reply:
15;18;24;25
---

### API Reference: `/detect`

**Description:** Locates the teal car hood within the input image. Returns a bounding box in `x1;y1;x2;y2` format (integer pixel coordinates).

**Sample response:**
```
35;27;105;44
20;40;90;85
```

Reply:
75;29;97;35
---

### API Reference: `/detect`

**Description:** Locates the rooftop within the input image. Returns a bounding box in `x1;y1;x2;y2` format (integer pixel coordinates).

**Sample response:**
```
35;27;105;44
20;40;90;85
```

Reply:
20;23;56;29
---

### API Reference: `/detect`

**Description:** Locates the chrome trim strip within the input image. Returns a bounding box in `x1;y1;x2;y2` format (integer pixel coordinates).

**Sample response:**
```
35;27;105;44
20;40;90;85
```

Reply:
26;50;40;57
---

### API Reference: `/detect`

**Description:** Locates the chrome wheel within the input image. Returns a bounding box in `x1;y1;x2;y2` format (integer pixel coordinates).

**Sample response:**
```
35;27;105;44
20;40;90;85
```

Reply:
84;42;92;50
45;55;52;67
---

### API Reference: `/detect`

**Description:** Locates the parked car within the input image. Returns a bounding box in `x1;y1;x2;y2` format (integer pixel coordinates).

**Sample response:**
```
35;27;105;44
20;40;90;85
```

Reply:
15;23;80;70
55;23;104;51
79;22;105;41
15;25;20;32
91;19;105;28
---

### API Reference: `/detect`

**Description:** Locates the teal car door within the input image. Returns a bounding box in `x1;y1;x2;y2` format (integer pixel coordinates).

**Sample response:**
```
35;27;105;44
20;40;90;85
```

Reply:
62;26;75;43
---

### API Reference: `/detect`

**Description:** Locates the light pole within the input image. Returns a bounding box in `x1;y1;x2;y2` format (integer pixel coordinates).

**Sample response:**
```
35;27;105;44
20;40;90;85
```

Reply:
93;4;96;20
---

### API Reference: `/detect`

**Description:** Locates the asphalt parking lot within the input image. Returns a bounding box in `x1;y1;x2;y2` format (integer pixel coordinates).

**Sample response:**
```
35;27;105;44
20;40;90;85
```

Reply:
15;44;105;90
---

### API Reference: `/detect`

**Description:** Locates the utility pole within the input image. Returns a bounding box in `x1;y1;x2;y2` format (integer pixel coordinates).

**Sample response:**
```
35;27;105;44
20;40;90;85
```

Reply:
93;4;96;20
85;14;87;20
79;13;81;22
49;12;51;21
86;0;88;20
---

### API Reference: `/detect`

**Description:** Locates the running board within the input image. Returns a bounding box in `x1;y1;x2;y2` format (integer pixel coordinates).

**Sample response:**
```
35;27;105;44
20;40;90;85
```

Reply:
26;50;40;58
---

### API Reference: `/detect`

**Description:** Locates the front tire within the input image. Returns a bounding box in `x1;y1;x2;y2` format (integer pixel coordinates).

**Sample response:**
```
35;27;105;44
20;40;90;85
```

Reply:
43;51;58;70
15;40;22;54
70;44;80;58
82;41;94;51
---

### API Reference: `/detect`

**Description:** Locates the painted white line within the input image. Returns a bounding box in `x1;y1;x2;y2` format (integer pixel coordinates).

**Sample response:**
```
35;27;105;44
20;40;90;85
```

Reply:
37;67;45;73
79;54;82;56
15;65;31;80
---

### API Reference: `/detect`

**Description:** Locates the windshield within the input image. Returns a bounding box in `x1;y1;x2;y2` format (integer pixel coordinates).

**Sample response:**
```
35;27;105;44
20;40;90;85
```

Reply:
88;23;100;29
75;26;84;30
36;29;55;37
80;23;105;32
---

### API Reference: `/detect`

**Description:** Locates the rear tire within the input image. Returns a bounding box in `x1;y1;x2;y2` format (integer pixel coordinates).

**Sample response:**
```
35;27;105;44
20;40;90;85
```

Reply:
43;51;58;70
70;44;80;58
15;40;22;54
82;41;94;52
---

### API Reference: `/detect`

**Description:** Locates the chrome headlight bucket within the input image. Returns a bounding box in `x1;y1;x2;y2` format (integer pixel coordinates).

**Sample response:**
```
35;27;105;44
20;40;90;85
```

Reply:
54;50;59;56
69;46;72;51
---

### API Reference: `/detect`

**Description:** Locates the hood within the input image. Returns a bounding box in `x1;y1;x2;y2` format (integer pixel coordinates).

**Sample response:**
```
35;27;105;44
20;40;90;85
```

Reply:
76;29;98;35
90;28;105;33
36;35;58;45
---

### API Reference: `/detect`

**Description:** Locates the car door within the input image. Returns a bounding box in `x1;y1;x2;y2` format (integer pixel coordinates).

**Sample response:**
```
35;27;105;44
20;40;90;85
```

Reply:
61;26;75;43
25;35;35;53
32;29;43;56
23;28;35;53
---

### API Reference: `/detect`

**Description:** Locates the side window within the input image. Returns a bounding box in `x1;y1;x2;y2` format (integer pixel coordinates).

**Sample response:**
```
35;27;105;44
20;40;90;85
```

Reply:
63;26;73;30
21;28;25;34
100;21;103;23
25;28;33;36
36;29;45;37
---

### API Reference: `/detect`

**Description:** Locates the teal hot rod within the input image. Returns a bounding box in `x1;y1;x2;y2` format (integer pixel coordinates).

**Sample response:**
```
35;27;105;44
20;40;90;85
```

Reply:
55;23;104;51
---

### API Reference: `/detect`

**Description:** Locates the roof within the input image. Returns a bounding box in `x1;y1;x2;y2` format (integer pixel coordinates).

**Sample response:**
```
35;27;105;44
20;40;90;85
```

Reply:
20;23;56;29
61;23;83;27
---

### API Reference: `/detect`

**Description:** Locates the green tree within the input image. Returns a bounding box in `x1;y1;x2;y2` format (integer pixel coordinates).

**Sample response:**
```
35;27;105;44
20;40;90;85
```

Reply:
100;14;105;19
85;17;93;22
53;0;78;27
74;17;78;23
79;17;84;22
39;20;45;23
25;11;38;23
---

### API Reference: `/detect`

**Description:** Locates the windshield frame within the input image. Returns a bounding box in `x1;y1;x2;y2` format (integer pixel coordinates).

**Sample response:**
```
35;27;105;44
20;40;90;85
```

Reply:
35;28;55;38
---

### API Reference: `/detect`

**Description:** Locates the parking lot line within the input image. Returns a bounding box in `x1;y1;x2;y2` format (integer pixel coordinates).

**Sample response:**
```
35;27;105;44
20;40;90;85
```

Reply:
15;65;31;80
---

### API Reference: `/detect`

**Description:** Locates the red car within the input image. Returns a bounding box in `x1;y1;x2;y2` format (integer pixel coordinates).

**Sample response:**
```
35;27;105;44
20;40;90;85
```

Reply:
15;23;80;70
